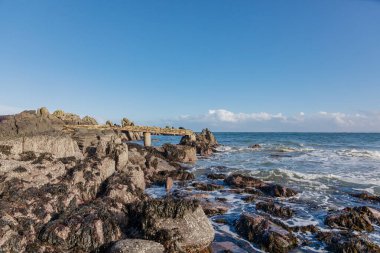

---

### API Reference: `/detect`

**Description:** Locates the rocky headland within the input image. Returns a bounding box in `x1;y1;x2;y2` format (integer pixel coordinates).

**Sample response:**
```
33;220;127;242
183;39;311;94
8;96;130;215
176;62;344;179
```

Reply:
0;108;379;253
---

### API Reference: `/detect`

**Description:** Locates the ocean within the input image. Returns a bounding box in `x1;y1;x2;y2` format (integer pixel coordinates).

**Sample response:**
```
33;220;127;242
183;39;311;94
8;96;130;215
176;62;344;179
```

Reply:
145;132;380;252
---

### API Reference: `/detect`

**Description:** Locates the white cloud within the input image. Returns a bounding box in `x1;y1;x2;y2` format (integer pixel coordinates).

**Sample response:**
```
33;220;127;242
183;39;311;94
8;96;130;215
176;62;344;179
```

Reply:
172;109;380;132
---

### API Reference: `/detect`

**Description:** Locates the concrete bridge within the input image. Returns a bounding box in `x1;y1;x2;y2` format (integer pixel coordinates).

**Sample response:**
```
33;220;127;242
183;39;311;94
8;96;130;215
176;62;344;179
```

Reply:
63;124;195;147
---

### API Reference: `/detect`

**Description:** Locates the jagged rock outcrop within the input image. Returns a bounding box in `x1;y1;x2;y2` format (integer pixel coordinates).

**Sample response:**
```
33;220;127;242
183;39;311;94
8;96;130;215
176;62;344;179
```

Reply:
224;173;298;198
0;108;98;138
325;206;380;232
121;117;135;127
180;128;218;156
351;192;380;203
0;134;82;159
235;213;298;253
256;201;293;219
127;198;214;252
317;231;380;253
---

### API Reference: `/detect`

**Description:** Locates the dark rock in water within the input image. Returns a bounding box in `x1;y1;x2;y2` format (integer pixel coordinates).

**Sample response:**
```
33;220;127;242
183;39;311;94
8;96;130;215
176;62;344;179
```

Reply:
325;206;380;232
317;231;380;253
242;195;257;203
207;173;227;180
249;144;261;149
180;128;218;156
127;198;214;252
212;241;249;253
200;200;230;216
224;174;266;188
235;213;298;253
351;192;380;203
256;201;293;219
192;182;224;191
109;239;165;253
257;184;298;198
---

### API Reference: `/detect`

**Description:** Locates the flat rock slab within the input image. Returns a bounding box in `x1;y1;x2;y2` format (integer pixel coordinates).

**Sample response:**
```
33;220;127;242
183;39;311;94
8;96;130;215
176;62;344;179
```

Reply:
110;239;165;253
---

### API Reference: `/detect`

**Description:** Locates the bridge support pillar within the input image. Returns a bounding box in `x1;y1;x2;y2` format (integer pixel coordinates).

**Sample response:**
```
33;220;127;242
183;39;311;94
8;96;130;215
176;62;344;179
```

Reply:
143;132;151;147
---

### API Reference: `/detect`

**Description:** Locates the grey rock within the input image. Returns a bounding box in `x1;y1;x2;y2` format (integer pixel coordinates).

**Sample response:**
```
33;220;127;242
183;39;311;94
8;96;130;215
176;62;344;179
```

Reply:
109;239;164;253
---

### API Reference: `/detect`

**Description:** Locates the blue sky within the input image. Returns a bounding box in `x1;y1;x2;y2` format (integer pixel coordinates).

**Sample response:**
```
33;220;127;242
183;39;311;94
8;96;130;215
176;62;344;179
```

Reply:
1;0;380;131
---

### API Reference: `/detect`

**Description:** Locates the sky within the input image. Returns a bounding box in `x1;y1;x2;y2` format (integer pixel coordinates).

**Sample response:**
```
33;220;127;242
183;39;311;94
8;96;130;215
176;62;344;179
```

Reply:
1;0;380;132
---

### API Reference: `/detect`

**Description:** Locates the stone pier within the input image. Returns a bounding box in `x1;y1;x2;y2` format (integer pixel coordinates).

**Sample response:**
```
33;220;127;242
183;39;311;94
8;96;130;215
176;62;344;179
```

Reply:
143;132;151;147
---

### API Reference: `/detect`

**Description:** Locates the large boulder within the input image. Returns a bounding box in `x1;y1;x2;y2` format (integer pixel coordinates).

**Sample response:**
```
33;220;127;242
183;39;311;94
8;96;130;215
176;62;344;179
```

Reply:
109;239;165;253
180;128;218;156
39;199;123;252
162;144;197;163
235;213;297;253
127;198;214;252
121;117;135;127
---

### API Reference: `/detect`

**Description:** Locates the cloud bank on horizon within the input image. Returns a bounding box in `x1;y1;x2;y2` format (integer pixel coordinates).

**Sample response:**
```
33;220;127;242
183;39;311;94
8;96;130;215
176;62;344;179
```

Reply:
166;109;380;132
1;105;379;132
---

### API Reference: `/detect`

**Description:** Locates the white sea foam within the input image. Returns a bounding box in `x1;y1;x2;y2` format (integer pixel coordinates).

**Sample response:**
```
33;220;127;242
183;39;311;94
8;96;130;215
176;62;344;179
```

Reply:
336;149;380;160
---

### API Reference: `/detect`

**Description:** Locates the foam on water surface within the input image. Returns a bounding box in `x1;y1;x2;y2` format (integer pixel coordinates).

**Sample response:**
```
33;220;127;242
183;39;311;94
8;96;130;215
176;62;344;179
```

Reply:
147;133;380;252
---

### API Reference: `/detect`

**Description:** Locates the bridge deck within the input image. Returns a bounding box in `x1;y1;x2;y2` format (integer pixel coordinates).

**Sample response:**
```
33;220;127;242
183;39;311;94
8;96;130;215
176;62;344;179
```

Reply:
64;124;194;136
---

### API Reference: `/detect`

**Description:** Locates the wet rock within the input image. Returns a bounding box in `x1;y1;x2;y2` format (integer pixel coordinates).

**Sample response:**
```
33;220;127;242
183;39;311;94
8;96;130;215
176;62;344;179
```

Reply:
109;239;164;253
192;182;224;191
150;169;194;185
200;200;230;216
235;213;297;253
180;128;218;156
162;144;197;163
351;192;380;203
243;187;265;195
127;198;214;252
256;201;293;219
207;173;227;180
258;184;298;198
317;231;380;253
215;197;228;202
249;144;261;149
224;174;266;188
242;195;257;203
325;206;380;232
212;241;249;253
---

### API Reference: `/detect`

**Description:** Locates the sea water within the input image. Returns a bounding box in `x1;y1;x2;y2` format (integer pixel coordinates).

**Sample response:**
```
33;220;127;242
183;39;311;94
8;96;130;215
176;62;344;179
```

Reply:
144;132;380;252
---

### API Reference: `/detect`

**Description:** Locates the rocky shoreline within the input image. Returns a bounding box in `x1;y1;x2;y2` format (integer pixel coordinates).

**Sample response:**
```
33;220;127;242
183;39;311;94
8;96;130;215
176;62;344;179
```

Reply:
1;108;380;252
